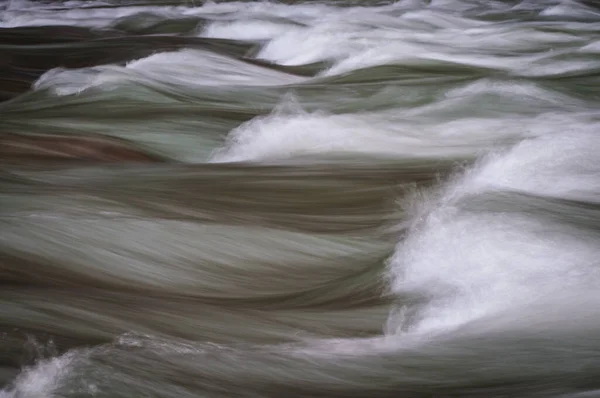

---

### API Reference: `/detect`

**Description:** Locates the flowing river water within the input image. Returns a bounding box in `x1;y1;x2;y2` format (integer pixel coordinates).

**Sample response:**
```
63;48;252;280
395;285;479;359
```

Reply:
1;0;600;397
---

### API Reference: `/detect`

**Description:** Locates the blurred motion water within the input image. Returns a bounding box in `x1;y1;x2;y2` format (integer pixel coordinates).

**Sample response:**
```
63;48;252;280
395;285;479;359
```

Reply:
1;0;599;397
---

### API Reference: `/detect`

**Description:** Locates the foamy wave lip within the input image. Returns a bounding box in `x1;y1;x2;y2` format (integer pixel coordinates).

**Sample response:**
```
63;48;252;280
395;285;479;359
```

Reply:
210;91;590;164
32;48;305;96
201;19;301;41
386;130;600;336
462;129;600;198
0;3;188;28
33;67;104;96
124;49;304;87
579;40;600;53
208;109;478;162
0;351;86;398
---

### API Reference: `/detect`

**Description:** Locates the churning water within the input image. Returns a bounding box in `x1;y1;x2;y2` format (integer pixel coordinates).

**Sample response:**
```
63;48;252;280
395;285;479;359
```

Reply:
0;0;599;397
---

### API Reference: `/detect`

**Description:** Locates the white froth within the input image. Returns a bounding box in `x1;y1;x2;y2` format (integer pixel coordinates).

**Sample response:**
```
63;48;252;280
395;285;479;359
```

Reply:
579;40;600;52
387;131;600;335
540;1;600;19
185;1;332;22
0;352;81;398
4;0;596;81
464;130;600;198
210;88;597;163
202;19;300;41
124;49;304;86
34;49;305;95
210;109;477;162
0;6;185;28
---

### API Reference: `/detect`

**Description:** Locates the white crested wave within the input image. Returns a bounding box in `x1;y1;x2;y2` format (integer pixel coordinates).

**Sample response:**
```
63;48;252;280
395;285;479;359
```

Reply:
34;49;305;96
387;130;600;335
210;91;595;163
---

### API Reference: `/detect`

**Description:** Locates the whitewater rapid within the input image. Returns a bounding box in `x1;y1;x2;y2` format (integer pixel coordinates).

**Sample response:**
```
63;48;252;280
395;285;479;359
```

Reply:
1;0;599;397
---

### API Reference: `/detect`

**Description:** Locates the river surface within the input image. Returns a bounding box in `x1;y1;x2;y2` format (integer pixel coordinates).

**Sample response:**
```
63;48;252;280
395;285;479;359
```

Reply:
1;0;600;397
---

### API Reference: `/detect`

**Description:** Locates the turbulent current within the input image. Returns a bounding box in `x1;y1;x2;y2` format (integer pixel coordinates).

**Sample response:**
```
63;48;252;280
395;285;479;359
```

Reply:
1;0;600;397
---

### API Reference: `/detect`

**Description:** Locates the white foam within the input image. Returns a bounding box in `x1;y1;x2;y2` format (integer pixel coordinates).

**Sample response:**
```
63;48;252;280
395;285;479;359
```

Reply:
540;0;600;19
209;88;597;163
0;5;185;28
387;130;600;336
579;40;600;53
185;1;332;22
34;49;305;96
4;0;594;85
124;49;304;86
0;351;81;398
202;19;301;41
463;130;600;198
209;107;489;162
